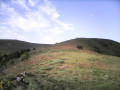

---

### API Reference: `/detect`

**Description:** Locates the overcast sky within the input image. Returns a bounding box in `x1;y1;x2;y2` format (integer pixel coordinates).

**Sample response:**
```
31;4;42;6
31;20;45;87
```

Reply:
0;0;120;44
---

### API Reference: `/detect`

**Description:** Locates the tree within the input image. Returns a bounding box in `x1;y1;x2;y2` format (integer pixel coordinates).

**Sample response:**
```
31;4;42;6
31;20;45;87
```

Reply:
33;48;36;50
20;53;29;61
76;45;83;50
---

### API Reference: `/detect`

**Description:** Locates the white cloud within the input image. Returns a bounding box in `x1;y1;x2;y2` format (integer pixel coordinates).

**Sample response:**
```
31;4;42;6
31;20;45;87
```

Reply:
11;0;29;10
0;0;75;44
0;27;25;40
28;0;40;6
39;3;60;19
0;3;14;15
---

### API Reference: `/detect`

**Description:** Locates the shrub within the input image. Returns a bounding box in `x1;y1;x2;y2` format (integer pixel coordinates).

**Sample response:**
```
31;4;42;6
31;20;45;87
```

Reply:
20;53;29;61
0;81;3;90
76;45;83;50
33;48;36;50
28;81;38;90
49;59;64;65
4;74;16;81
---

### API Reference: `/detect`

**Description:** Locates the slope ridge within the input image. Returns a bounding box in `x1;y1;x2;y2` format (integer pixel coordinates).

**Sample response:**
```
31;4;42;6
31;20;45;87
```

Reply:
55;38;120;57
0;39;50;54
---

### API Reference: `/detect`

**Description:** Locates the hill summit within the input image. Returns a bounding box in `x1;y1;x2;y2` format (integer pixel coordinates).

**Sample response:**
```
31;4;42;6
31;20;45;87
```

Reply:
0;39;50;54
55;38;120;57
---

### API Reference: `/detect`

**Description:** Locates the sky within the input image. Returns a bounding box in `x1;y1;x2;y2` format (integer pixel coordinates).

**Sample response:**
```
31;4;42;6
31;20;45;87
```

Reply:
0;0;120;44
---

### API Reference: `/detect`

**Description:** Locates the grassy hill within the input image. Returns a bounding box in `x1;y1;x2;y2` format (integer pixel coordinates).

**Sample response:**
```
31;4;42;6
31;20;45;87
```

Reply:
56;38;120;57
0;39;50;54
0;38;120;90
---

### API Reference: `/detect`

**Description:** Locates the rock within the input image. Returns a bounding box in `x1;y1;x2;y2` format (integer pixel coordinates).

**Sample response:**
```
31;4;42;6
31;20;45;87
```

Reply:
16;77;23;82
104;75;108;78
21;72;26;76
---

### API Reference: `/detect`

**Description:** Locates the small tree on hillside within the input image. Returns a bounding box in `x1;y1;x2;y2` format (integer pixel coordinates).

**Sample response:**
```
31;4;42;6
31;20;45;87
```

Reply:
33;48;36;50
20;53;29;61
76;45;83;50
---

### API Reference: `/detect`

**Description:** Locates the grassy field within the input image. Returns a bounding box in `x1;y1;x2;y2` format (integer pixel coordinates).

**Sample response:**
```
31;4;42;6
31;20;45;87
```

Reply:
1;46;120;90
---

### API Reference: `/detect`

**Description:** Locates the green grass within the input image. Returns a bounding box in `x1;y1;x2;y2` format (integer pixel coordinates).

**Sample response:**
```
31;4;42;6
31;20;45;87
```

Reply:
1;47;120;90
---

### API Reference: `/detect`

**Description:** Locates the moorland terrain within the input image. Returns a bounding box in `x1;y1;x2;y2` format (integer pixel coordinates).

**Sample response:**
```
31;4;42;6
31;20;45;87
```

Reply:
0;38;120;90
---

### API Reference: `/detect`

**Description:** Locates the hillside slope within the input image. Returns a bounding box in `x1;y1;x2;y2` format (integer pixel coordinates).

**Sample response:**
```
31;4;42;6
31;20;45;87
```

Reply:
0;38;120;90
1;46;120;90
0;39;50;54
56;38;120;57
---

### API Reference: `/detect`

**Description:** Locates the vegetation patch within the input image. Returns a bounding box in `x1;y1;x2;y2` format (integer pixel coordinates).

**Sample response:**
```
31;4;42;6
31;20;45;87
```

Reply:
48;59;65;65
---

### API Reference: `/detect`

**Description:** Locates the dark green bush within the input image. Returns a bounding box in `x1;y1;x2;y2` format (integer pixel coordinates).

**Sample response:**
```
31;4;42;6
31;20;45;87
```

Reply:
33;48;36;50
20;53;29;61
76;45;83;50
0;48;31;69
